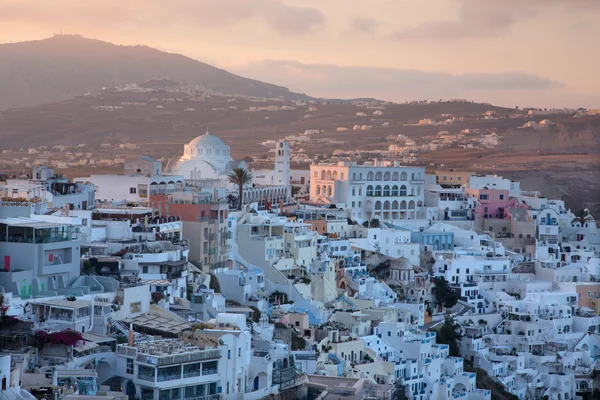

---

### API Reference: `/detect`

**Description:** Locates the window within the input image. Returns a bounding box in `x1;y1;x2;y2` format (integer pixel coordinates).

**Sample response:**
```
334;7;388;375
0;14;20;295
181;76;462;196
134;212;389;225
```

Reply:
519;234;523;239
479;194;488;200
228;350;231;359
82;218;88;226
238;348;241;357
588;291;591;298
129;187;137;194
499;194;504;200
126;358;134;374
142;266;148;274
352;201;355;207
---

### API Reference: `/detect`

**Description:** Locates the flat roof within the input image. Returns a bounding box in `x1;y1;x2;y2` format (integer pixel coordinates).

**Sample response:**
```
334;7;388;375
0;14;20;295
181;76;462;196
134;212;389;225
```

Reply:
122;313;192;334
54;370;97;378
82;332;116;344
0;217;70;228
36;299;91;309
74;342;99;352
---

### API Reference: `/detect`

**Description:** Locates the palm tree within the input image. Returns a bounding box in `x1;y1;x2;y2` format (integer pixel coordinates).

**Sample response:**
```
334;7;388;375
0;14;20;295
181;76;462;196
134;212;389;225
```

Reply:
227;168;253;210
572;208;593;226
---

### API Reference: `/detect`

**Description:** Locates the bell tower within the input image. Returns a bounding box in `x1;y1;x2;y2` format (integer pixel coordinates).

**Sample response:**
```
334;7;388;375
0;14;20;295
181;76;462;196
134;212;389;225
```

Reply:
274;140;291;187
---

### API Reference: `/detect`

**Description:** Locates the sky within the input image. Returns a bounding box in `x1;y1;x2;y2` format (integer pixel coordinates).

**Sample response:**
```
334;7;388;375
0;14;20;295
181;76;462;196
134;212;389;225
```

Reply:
1;0;599;108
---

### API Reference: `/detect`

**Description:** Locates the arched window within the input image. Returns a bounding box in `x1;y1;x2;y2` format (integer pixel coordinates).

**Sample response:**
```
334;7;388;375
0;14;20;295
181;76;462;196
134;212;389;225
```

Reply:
375;185;382;197
392;171;399;181
375;171;382;181
383;185;391;197
352;187;356;196
391;185;399;196
392;201;399;210
367;171;374;181
321;171;326;180
400;200;407;209
411;186;414;195
333;171;338;179
326;170;332;180
383;201;391;210
316;185;321;195
400;171;408;181
384;172;391;181
400;185;407;196
375;201;382;210
314;171;318;178
366;185;374;196
416;186;420;196
328;186;332;196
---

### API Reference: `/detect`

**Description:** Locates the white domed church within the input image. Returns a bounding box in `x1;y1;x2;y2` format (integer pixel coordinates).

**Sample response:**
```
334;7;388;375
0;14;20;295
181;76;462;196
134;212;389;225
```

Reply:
175;131;247;181
172;131;291;207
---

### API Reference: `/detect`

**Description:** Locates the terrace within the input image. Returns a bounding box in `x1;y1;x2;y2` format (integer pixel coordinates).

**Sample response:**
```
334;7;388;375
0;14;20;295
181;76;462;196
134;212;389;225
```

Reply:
0;218;74;243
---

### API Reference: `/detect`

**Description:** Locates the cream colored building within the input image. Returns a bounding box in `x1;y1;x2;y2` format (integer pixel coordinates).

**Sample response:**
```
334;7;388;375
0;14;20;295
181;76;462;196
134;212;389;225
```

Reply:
309;161;426;222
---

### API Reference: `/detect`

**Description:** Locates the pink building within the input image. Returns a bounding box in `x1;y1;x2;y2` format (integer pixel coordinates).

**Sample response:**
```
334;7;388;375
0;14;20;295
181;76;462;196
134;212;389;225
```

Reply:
466;188;523;220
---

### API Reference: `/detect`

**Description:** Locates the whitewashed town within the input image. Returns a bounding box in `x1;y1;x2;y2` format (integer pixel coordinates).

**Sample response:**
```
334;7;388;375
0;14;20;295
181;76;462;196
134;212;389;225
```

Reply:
1;131;598;400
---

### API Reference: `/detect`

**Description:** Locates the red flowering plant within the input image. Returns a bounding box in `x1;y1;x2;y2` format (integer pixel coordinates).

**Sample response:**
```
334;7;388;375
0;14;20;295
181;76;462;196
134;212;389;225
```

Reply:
0;293;21;326
33;329;85;348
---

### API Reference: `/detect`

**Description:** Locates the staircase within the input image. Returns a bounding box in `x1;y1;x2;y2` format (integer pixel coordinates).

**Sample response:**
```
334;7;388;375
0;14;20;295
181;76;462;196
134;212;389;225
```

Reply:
229;211;326;323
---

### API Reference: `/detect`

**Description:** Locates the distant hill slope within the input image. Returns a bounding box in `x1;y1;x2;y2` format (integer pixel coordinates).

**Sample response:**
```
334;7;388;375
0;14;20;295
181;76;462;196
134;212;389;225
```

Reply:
0;35;307;110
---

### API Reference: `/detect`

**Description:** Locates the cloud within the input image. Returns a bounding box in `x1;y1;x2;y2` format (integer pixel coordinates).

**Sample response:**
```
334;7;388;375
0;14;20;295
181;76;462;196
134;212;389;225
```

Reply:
0;0;324;35
351;17;381;34
230;60;564;102
392;0;600;40
264;2;324;35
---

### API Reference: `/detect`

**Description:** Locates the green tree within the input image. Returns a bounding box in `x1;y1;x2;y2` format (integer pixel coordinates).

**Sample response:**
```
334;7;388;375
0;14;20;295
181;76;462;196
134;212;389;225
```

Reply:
249;306;261;323
433;277;458;309
362;218;381;228
227;168;253;210
291;331;307;350
82;260;92;275
572;208;593;226
435;316;462;356
209;273;221;293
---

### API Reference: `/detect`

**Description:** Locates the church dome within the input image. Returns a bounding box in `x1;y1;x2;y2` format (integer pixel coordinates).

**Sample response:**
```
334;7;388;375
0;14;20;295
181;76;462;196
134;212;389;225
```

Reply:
188;131;227;150
180;131;231;162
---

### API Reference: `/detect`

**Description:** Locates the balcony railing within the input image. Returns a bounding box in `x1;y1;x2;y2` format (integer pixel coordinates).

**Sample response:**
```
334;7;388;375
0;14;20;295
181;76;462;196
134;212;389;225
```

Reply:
137;373;155;382
135;349;221;365
182;370;201;379
157;373;181;382
202;369;218;376
184;395;222;400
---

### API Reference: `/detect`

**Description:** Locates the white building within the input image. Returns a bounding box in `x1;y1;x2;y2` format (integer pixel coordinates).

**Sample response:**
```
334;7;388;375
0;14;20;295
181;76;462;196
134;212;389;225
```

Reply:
174;131;248;184
309;161;426;222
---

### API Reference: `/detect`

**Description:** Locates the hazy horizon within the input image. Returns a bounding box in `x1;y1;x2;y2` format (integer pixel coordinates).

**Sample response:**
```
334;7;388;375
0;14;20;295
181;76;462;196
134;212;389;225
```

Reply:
1;0;598;108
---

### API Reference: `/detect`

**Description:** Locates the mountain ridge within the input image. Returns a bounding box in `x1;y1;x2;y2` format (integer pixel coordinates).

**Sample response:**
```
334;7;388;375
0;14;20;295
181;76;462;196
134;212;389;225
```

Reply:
0;34;309;110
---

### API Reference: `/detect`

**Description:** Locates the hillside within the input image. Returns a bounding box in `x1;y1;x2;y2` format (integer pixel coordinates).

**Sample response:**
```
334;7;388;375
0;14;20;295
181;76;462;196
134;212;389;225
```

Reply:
0;35;306;110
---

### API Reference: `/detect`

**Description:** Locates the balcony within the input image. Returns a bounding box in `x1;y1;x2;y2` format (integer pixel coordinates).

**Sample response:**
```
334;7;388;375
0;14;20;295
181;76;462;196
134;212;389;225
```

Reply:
184;395;222;400
137;373;155;382
207;248;217;255
135;349;221;366
157;373;181;382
